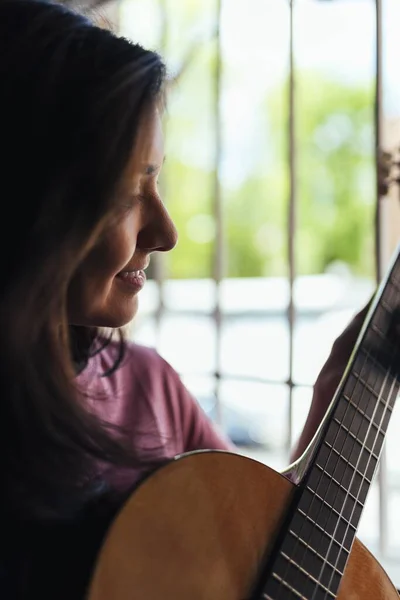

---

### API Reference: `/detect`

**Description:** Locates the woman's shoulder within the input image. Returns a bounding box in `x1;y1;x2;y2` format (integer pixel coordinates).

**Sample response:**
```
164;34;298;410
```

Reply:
82;339;182;407
83;338;234;457
97;339;175;380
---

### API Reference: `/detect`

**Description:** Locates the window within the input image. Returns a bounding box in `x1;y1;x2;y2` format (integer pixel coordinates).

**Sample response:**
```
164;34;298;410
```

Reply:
113;0;400;583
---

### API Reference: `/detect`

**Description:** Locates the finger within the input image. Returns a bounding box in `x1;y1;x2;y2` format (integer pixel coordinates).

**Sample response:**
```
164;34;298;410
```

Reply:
331;294;376;355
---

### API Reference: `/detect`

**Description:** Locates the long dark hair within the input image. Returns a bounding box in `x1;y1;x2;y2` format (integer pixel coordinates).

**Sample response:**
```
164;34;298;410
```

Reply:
0;0;166;519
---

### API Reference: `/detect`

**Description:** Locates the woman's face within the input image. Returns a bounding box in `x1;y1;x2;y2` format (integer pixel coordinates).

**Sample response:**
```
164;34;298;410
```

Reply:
68;107;177;328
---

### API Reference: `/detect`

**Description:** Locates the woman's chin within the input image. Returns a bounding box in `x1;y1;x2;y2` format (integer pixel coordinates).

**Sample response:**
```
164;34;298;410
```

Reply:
69;296;139;329
100;296;139;328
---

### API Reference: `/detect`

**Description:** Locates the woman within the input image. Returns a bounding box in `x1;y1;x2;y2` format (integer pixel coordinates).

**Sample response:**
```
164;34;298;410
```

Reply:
0;0;369;597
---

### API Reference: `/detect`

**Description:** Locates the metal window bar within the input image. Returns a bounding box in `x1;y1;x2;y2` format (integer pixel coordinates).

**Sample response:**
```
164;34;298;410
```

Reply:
212;0;224;428
287;0;296;454
374;0;388;560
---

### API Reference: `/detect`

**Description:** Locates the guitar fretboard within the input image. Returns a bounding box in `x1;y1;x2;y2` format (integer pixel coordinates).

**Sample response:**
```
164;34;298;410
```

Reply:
255;248;400;600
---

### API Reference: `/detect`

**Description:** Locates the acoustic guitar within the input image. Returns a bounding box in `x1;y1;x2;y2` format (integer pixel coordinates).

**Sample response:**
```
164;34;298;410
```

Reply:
87;243;400;599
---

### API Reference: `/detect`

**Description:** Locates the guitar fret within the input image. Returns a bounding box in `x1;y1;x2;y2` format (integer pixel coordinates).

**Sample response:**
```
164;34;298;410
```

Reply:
334;397;387;465
308;467;364;525
371;322;398;356
363;327;399;376
322;442;372;484
297;507;320;528
288;522;349;573
351;350;388;383
282;510;348;590
358;340;392;366
390;275;400;296
343;395;369;418
324;432;378;480
296;507;355;547
333;410;384;436
288;528;349;556
345;377;390;425
259;256;400;600
297;489;359;550
343;394;377;427
340;394;391;452
280;552;337;598
388;276;400;296
313;463;364;508
305;485;356;531
349;371;394;408
316;451;370;506
332;418;380;460
271;572;308;599
381;297;394;314
340;370;397;455
286;529;344;576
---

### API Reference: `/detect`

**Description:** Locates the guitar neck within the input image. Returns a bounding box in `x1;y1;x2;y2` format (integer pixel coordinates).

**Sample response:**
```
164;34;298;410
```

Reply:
255;245;400;600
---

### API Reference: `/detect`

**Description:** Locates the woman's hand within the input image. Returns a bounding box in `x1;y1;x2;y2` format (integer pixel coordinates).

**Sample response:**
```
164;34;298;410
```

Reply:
290;298;373;462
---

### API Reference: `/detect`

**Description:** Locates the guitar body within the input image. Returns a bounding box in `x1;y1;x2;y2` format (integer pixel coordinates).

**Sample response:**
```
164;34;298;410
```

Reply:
87;452;398;599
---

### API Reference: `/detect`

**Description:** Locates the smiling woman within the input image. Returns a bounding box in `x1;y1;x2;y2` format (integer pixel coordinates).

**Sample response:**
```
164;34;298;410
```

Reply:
0;0;172;516
68;106;177;329
0;0;379;598
0;1;236;596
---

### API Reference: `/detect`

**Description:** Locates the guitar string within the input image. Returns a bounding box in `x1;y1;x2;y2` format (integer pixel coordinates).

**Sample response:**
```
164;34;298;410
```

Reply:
314;341;395;599
295;274;399;599
271;309;374;600
264;260;399;600
322;356;398;599
296;334;378;599
318;278;400;597
312;335;391;598
317;279;400;599
272;276;394;599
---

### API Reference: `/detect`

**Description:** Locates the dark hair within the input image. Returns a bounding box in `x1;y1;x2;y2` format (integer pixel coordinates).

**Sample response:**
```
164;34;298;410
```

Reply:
0;0;166;518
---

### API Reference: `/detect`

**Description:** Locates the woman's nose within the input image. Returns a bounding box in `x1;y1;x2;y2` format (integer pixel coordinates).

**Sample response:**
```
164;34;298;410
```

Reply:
136;196;178;254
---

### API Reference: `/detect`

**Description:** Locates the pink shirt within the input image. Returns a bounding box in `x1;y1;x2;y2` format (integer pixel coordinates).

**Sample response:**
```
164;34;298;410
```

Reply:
76;341;234;491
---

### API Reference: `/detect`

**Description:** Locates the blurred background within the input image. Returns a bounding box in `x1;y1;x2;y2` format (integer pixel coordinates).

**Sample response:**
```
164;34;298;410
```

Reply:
82;0;400;584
